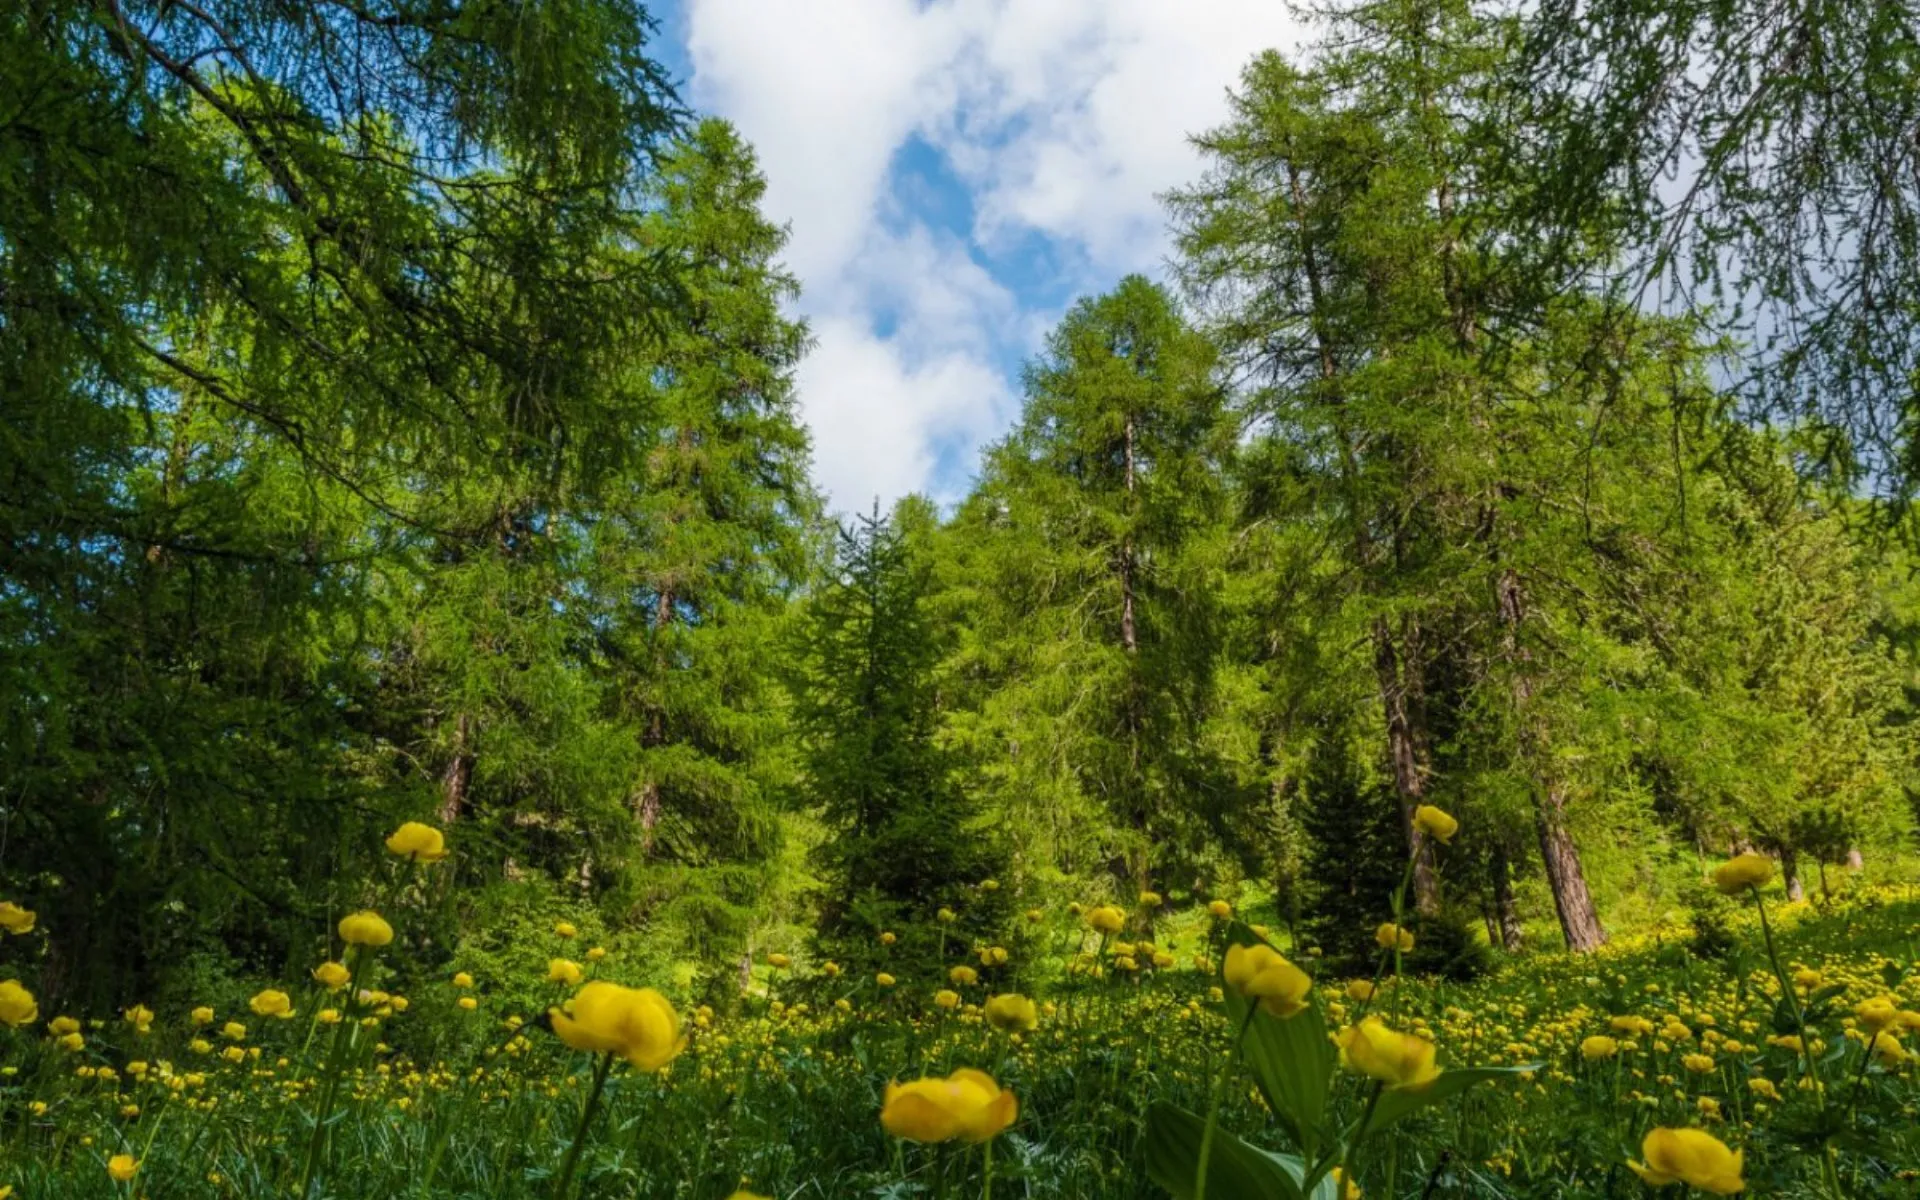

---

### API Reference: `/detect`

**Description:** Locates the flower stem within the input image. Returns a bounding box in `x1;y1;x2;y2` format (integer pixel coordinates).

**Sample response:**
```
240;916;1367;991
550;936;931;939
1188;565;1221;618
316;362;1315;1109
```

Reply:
1195;1005;1260;1200
552;1051;614;1200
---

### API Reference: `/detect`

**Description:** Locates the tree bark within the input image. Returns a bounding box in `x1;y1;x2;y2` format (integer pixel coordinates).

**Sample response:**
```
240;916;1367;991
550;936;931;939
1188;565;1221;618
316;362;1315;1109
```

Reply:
1373;618;1440;913
1497;568;1606;950
1781;847;1805;902
437;712;473;824
1535;786;1605;951
1490;842;1524;952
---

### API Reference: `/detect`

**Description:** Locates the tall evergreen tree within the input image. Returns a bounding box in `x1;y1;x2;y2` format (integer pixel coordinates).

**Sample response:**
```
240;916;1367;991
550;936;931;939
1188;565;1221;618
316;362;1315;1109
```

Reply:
943;278;1243;913
794;499;1002;973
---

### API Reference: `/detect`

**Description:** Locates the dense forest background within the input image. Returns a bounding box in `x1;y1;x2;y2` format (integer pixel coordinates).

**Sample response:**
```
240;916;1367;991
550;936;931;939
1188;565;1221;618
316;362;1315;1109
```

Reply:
6;0;1920;1014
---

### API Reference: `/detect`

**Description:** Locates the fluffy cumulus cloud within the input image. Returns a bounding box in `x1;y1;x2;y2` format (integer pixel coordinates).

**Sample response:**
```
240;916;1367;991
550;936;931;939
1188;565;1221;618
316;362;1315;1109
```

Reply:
681;0;1305;512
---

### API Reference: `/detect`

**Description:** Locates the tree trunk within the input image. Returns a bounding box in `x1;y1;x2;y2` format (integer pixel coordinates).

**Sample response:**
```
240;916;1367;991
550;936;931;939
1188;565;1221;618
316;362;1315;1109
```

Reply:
1781;847;1805;902
635;584;673;857
1373;618;1440;913
437;712;473;824
1497;568;1605;950
1535;786;1605;951
1490;842;1524;952
1846;846;1864;871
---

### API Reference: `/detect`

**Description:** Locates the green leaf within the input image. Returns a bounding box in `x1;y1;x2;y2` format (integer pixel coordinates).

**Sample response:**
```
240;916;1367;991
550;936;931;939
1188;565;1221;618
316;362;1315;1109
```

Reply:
1142;1101;1322;1200
1221;923;1337;1155
1353;1064;1540;1141
1770;995;1802;1035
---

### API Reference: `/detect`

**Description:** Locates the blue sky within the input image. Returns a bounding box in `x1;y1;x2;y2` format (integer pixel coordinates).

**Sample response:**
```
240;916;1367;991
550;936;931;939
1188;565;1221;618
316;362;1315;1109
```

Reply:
650;1;1306;515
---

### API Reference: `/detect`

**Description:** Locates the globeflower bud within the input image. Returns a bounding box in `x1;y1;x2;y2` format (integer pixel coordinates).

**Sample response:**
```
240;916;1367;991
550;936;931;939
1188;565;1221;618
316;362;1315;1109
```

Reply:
338;910;393;947
1223;944;1313;1019
384;821;448;863
1337;1017;1441;1090
1627;1127;1744;1194
1711;854;1774;896
880;1068;1017;1143
1412;804;1459;844
548;982;685;1070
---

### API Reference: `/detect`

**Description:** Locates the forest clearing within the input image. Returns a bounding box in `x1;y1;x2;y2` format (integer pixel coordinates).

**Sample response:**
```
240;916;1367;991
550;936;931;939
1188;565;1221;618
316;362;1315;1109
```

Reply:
6;0;1920;1195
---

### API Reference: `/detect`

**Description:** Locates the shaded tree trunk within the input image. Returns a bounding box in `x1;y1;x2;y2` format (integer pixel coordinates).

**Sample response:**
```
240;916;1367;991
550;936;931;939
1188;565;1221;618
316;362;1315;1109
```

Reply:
1535;786;1605;951
437;712;473;824
1490;842;1524;952
1498;568;1606;950
1373;618;1440;913
1781;847;1805;902
635;584;673;857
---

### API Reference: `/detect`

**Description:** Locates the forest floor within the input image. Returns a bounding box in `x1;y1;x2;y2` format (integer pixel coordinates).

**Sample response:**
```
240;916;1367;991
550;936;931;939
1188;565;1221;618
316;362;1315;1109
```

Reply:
4;885;1918;1198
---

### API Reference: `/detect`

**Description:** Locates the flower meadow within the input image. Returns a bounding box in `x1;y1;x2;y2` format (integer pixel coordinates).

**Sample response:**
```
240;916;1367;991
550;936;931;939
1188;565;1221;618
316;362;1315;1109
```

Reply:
2;817;1919;1198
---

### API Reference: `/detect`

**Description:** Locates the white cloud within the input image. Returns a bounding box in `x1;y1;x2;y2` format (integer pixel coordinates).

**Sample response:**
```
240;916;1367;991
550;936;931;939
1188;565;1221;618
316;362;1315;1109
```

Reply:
683;0;1307;513
798;315;1015;512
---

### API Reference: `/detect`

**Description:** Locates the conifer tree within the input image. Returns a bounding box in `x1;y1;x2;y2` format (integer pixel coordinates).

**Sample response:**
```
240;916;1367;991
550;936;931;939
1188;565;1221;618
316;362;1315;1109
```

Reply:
943;278;1244;914
794;499;1003;973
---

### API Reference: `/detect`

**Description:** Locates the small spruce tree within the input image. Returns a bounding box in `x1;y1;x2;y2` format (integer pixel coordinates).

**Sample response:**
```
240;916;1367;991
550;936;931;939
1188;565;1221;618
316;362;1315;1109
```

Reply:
792;498;1007;980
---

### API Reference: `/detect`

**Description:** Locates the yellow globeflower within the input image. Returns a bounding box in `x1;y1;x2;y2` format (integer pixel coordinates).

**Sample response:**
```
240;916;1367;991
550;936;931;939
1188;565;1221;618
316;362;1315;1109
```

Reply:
191;1005;215;1026
107;1154;139;1182
876;973;897;988
937;908;957;924
879;931;897;945
0;980;38;1027
1086;905;1126;934
1330;1166;1363;1199
547;959;584;985
1711;854;1773;896
221;1021;247;1042
1869;1030;1907;1065
1139;890;1163;907
548;982;685;1070
452;972;475;989
249;990;295;1019
554;921;578;939
933;989;961;1010
312;962;350;991
1580;1035;1618;1060
881;1068;1018;1143
766;953;791;969
985;993;1039;1033
1627;1127;1745;1194
1346;979;1377;1003
1374;923;1415;952
49;1015;80;1036
1412;804;1459;844
1208;899;1234;920
458;996;478;1011
338;910;393;947
725;1193;771;1200
1223;943;1313;1019
1855;996;1898;1032
0;902;34;935
124;1004;154;1033
385;820;448;863
1682;1053;1716;1074
1337;1017;1441;1091
949;965;979;987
